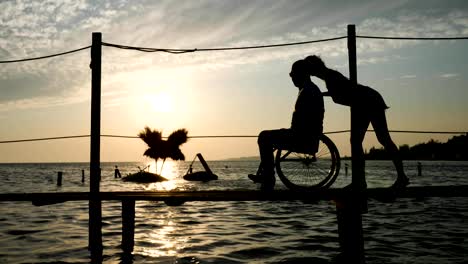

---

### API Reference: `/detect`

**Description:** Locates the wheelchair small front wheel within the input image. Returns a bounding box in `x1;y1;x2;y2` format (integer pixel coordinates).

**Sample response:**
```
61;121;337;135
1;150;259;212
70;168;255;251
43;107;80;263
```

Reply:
275;134;340;191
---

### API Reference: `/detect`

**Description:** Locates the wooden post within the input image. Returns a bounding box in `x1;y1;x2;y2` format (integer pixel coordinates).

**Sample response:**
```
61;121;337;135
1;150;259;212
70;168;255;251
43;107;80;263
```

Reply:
348;24;366;194
82;170;85;183
336;196;364;262
122;200;136;252
348;25;368;215
334;24;365;263
89;32;103;258
417;162;422;176
57;172;62;186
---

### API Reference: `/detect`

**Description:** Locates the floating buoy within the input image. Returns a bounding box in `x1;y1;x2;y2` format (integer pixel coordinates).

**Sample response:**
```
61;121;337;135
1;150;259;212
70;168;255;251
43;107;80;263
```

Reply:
183;171;218;182
183;153;218;182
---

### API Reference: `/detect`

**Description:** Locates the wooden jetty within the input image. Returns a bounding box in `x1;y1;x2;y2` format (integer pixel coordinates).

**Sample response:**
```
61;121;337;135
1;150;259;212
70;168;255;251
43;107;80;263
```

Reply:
1;186;468;203
1;186;468;263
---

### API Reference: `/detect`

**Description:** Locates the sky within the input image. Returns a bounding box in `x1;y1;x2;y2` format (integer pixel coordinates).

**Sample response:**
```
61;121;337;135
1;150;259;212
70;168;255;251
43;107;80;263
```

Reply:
0;0;468;162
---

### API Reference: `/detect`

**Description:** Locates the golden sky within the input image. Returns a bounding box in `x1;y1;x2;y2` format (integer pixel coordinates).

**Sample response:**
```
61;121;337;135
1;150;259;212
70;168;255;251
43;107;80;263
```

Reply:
1;0;468;162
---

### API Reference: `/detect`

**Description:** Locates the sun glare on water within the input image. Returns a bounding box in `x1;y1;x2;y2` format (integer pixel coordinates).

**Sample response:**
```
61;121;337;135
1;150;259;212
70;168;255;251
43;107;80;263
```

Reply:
145;160;180;191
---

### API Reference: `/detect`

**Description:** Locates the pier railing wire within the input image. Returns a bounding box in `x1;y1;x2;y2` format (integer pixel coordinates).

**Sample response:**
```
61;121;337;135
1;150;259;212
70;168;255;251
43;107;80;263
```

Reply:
0;130;466;144
101;35;468;54
2;34;467;64
101;36;347;53
356;35;468;40
0;46;91;63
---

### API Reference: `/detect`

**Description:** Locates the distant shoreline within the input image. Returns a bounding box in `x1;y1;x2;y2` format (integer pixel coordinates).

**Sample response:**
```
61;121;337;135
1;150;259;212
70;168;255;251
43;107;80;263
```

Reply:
341;157;468;161
222;156;260;161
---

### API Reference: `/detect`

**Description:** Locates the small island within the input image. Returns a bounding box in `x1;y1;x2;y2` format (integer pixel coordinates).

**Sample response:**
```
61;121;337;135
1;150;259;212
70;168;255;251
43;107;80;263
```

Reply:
122;171;168;183
122;126;188;183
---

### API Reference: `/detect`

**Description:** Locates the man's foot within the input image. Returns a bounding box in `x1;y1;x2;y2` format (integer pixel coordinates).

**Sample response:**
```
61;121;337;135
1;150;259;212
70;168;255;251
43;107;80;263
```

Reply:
391;177;410;190
260;174;276;192
248;174;263;183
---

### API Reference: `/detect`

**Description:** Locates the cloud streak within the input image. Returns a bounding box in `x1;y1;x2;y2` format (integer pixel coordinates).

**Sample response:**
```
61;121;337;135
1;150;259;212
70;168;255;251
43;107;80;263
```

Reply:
440;73;459;78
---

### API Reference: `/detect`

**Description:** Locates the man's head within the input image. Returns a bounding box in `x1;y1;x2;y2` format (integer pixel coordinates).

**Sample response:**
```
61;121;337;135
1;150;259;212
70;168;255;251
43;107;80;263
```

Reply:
304;55;326;76
290;59;310;88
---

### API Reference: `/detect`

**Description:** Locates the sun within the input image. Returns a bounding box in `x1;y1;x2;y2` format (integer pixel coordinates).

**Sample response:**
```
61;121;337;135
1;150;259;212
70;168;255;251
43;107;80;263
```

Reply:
146;92;173;113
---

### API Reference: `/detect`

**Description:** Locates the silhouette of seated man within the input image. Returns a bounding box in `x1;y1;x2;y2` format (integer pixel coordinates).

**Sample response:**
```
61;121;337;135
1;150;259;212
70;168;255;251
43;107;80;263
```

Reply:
249;59;324;191
305;55;409;190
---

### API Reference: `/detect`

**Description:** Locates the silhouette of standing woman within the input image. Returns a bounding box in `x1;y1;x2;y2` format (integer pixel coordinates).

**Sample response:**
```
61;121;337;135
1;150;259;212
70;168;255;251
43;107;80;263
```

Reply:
305;55;409;189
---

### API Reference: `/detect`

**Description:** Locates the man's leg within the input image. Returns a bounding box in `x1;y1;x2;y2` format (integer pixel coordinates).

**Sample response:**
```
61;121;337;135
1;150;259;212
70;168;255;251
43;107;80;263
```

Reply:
257;130;276;190
350;110;371;189
256;129;293;190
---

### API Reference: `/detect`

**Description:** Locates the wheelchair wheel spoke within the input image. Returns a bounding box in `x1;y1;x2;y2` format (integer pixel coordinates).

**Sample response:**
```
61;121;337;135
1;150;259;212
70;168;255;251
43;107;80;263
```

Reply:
280;150;292;161
275;134;340;190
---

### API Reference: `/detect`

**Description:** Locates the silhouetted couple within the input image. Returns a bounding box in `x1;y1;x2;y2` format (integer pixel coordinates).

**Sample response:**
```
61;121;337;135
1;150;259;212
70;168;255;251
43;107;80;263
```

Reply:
250;56;409;191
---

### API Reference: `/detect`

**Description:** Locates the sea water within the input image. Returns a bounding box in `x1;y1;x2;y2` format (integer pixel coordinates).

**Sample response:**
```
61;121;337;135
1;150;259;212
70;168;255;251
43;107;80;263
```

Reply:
0;160;467;263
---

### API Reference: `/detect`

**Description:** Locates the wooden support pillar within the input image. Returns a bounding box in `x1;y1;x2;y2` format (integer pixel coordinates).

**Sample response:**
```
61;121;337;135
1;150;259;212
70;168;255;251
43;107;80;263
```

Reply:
122;200;136;253
348;24;366;193
334;24;366;263
57;172;62;186
89;32;103;258
336;196;365;263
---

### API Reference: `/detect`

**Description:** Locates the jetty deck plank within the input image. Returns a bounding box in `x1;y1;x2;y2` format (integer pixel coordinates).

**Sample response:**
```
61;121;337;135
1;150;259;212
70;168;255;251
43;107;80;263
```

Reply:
0;185;467;203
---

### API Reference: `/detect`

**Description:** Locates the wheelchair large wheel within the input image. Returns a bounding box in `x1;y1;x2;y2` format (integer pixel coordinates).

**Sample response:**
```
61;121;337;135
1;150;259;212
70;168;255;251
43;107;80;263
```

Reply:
275;134;340;191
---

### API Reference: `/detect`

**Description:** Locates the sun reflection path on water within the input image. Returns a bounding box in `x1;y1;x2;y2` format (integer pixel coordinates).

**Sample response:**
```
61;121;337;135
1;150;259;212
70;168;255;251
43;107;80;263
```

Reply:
134;209;189;259
142;160;189;191
134;161;192;258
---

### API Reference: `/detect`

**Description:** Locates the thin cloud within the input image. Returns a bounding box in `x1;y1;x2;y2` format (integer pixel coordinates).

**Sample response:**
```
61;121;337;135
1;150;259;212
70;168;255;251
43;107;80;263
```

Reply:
401;75;417;79
440;73;459;78
0;89;88;112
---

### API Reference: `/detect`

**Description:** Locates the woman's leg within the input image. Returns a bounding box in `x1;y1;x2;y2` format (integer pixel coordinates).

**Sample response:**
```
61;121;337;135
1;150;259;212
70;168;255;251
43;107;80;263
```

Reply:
371;110;409;185
351;110;371;188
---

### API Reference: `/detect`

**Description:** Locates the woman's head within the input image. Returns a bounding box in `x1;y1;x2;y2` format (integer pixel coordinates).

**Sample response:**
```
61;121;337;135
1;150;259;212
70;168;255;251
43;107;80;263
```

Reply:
305;55;326;76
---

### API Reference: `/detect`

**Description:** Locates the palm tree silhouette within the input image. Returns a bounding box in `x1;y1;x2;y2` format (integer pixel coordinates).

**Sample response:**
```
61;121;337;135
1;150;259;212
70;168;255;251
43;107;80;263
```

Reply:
138;126;188;175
